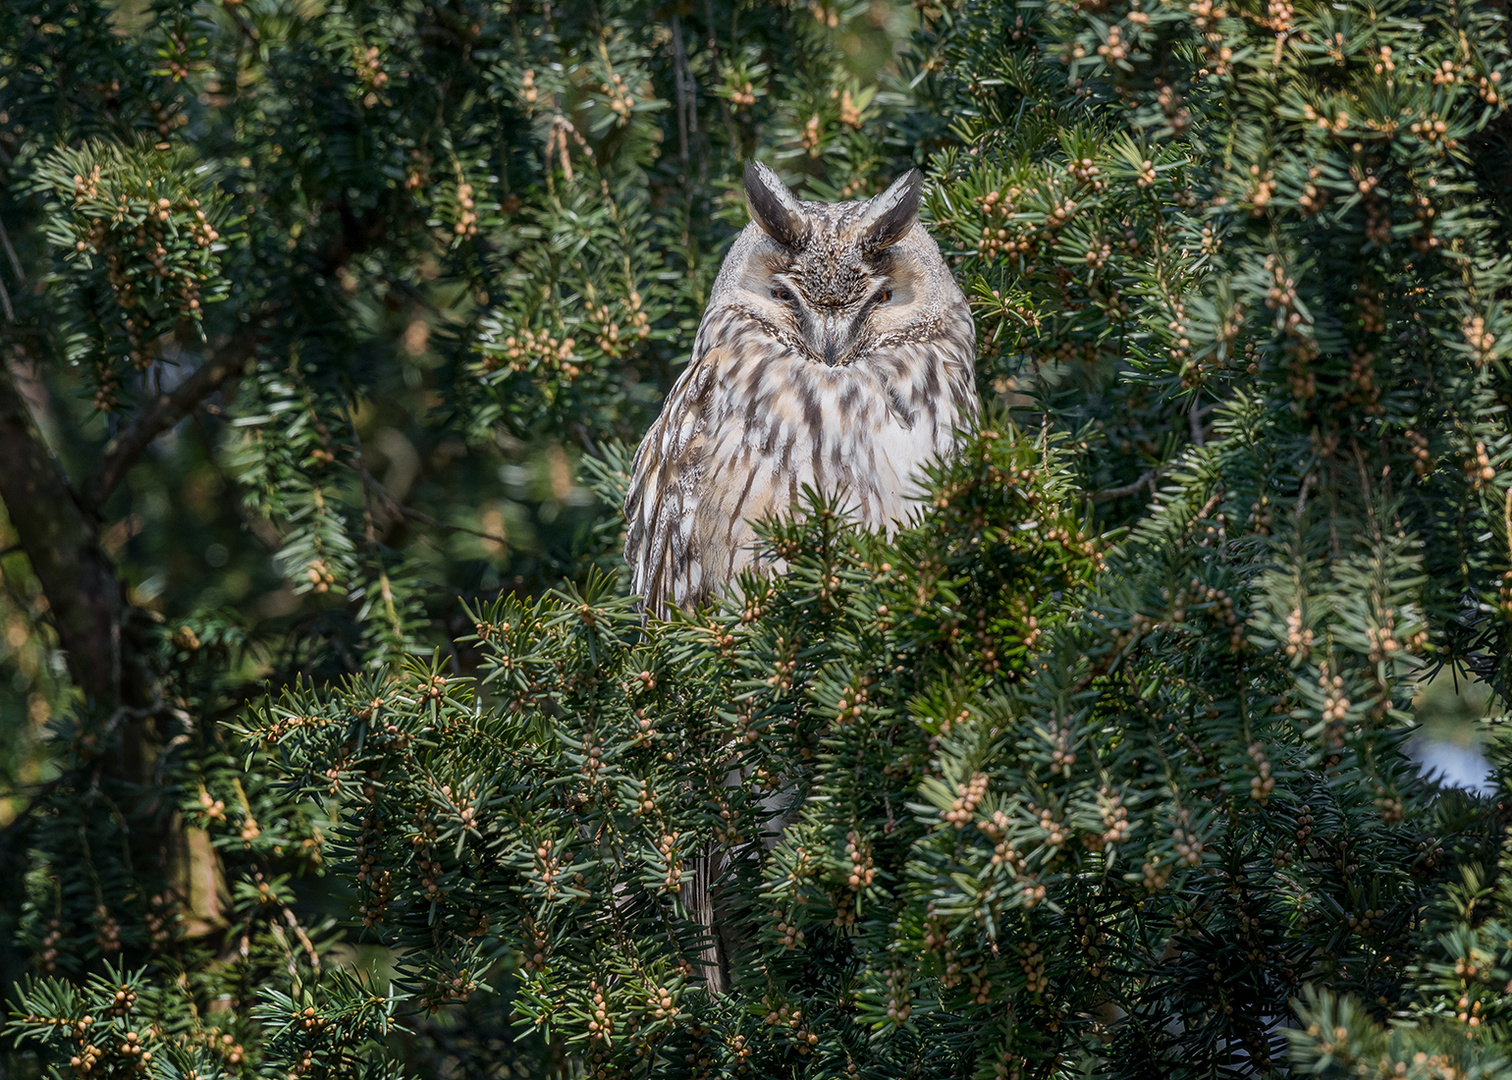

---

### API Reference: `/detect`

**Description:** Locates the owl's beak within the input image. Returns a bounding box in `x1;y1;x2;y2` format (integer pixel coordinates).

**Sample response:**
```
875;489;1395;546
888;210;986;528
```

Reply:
815;312;850;367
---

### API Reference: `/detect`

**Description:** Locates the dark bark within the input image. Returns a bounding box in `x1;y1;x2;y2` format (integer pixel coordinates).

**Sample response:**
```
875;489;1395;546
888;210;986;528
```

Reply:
0;352;137;709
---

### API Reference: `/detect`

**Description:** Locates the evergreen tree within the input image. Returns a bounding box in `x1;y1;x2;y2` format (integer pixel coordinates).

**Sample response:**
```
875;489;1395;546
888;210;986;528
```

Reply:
5;0;1512;1076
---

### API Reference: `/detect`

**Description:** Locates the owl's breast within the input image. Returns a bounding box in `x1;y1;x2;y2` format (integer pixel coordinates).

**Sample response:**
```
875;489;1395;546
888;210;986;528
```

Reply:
626;305;976;616
691;334;975;583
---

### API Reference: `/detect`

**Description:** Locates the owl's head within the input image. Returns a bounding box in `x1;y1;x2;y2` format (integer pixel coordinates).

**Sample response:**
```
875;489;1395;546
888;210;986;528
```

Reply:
712;162;963;369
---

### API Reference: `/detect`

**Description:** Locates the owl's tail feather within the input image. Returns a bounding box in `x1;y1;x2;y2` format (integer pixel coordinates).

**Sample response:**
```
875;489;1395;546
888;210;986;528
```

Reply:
682;849;732;995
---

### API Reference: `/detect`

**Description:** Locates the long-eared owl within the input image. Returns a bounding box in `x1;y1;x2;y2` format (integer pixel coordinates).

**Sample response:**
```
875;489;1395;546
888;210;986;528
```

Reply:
625;162;979;616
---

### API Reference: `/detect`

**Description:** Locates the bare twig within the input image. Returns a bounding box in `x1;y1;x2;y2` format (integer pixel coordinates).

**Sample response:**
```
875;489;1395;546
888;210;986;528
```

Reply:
0;217;23;285
352;459;511;549
226;4;260;41
89;332;261;507
280;904;322;975
0;697;166;842
670;15;691;167
396;501;511;549
1294;469;1315;520
0;776;69;842
1092;468;1165;502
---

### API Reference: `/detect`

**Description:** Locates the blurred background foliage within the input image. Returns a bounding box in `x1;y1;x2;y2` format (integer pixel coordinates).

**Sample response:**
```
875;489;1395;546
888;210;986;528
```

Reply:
4;0;1512;1075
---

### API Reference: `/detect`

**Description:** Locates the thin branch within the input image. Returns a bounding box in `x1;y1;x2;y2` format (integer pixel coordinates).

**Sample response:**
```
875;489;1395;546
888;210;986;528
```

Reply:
226;4;260;41
395;500;512;549
353;460;511;549
1092;468;1164;502
0;775;68;842
89;332;260;507
280;904;322;975
0;271;13;323
670;15;691;167
1188;401;1206;448
0;698;164;843
0;217;23;285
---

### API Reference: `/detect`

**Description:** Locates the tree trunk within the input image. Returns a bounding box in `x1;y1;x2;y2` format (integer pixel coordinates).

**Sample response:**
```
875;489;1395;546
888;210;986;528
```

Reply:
0;350;151;771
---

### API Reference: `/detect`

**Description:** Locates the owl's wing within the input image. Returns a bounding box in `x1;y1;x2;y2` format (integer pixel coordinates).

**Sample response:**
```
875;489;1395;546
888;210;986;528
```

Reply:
623;349;720;617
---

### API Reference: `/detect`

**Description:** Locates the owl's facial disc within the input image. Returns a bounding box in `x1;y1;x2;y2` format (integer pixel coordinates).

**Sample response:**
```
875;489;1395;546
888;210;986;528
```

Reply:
738;165;930;366
764;272;896;367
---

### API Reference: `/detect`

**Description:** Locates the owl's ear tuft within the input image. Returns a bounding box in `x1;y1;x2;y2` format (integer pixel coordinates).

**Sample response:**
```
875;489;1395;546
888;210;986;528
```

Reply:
859;168;922;251
744;162;809;248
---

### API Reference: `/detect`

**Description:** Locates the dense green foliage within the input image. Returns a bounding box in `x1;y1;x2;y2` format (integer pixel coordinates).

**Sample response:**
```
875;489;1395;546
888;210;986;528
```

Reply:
240;431;1099;1078
0;0;910;1073
5;0;1512;1076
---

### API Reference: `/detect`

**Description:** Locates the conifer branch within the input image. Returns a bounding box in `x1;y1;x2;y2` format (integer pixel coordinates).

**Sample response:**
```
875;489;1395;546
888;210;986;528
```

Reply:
88;332;261;508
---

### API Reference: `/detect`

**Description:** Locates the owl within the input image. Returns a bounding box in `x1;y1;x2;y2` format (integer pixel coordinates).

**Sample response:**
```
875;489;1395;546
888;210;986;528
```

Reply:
624;162;979;617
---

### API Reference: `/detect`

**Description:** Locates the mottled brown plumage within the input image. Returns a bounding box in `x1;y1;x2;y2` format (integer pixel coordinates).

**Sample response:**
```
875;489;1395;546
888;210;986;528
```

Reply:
625;163;979;618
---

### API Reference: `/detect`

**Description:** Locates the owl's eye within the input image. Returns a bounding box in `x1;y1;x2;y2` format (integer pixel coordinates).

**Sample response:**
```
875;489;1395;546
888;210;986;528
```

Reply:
874;288;893;305
771;286;794;303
